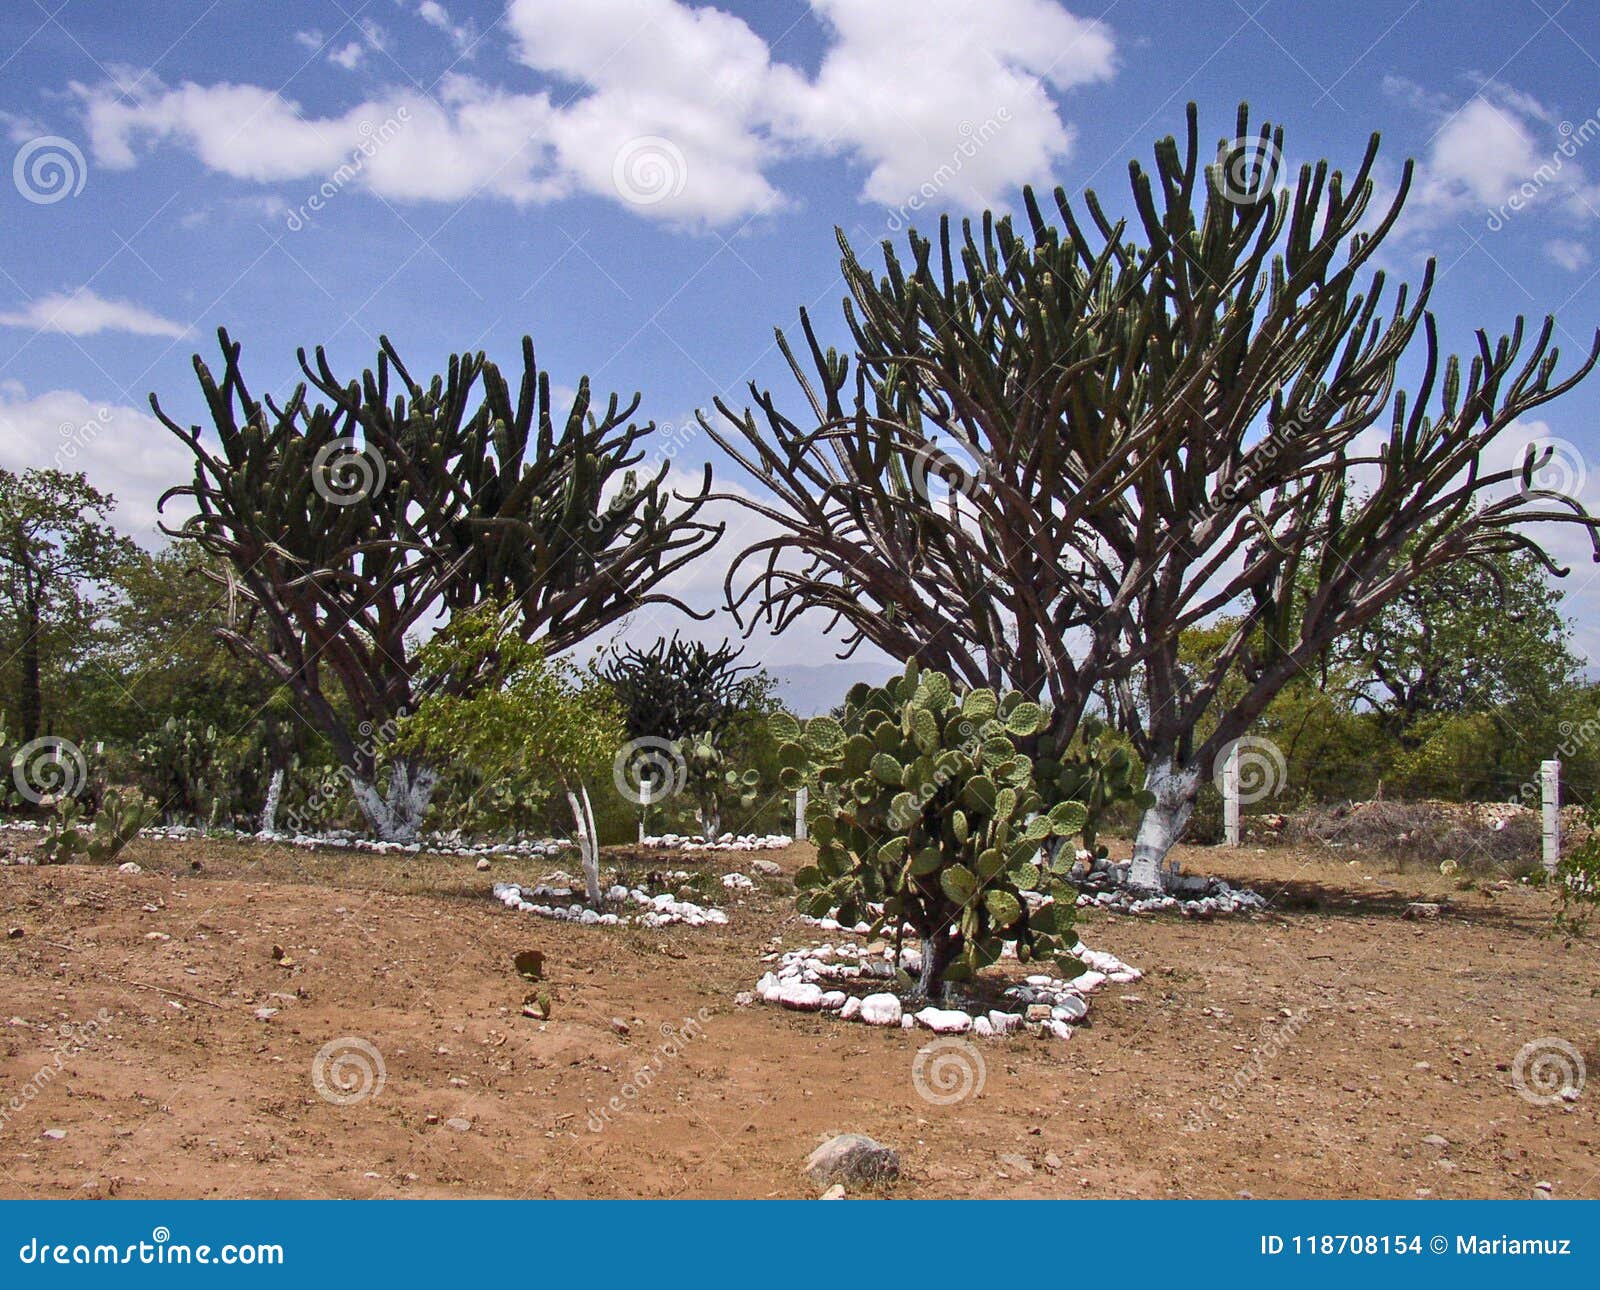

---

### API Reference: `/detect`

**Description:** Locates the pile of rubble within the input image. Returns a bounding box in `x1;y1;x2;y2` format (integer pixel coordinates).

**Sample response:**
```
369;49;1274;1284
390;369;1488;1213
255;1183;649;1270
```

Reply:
745;939;1140;1041
640;833;792;852
1071;854;1269;916
491;879;728;928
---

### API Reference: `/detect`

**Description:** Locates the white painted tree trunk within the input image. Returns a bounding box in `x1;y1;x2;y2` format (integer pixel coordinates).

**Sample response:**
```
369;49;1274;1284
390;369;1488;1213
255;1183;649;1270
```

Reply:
794;786;809;841
258;767;285;837
1128;758;1200;890
698;805;720;843
1542;759;1561;875
566;784;602;905
348;761;438;843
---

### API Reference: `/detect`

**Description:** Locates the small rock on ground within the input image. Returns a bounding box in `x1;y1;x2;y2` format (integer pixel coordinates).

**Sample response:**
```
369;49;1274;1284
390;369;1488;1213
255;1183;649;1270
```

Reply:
805;1133;899;1188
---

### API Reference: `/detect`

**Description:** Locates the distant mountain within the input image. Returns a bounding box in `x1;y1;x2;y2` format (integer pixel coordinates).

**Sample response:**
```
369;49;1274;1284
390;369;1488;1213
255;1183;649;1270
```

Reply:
769;658;900;716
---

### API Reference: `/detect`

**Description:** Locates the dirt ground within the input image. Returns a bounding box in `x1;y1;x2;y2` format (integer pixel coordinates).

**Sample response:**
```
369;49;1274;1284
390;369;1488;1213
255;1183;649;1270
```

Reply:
1;829;1595;1199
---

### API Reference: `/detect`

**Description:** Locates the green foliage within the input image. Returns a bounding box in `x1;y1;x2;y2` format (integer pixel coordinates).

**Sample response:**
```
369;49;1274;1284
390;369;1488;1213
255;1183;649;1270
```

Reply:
776;662;1088;996
0;468;138;743
39;788;154;865
1034;716;1153;858
396;603;623;823
1553;805;1600;940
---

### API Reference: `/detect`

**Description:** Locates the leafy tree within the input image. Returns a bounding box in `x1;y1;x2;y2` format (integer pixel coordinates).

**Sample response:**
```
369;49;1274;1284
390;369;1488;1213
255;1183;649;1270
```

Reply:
1334;548;1576;734
0;468;138;744
397;603;623;901
706;103;1600;887
154;330;720;840
777;662;1087;999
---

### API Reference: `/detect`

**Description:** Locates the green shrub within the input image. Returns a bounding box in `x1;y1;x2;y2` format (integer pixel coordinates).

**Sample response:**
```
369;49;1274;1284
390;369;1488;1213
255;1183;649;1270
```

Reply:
775;662;1087;999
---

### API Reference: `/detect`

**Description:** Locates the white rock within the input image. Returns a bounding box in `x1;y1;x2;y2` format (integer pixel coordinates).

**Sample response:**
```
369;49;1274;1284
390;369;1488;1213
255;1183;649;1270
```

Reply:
819;990;848;1011
988;1010;1023;1035
972;1015;994;1037
475;858;491;871
913;1007;973;1034
117;862;141;875
839;996;862;1021
1047;1019;1074;1040
858;993;903;1027
900;1015;916;1029
777;982;825;1011
1069;970;1107;992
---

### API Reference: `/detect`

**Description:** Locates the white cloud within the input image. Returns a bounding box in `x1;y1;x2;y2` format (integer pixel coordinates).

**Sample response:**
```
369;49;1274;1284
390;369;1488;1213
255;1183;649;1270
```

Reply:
75;0;1116;227
0;288;187;338
0;386;196;544
328;42;366;71
1389;78;1600;241
1545;237;1593;272
418;1;477;54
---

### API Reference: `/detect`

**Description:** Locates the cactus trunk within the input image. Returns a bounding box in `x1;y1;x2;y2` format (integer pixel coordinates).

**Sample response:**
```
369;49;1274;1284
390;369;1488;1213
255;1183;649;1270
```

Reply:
917;929;959;1001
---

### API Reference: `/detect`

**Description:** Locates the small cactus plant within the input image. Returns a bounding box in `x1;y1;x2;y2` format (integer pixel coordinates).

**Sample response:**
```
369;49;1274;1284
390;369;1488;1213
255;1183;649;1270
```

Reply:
39;788;154;865
774;661;1088;999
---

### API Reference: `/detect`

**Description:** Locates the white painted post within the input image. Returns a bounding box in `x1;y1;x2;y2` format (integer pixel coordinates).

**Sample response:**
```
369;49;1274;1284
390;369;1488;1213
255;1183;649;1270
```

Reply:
794;786;809;842
638;781;652;844
1223;742;1241;848
1541;759;1561;875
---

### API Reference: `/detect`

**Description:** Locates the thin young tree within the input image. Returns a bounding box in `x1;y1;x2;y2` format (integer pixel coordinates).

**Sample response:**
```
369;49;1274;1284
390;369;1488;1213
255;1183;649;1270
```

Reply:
705;103;1600;887
154;330;721;841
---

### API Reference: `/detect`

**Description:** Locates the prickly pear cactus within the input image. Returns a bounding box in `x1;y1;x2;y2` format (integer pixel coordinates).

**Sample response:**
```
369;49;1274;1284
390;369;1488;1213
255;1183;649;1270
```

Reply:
676;733;760;840
1035;716;1154;861
773;661;1087;998
39;788;153;865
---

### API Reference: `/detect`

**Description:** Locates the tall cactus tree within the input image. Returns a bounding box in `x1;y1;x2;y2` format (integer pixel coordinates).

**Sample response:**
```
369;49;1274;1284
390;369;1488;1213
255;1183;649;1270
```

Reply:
706;103;1600;888
153;330;721;841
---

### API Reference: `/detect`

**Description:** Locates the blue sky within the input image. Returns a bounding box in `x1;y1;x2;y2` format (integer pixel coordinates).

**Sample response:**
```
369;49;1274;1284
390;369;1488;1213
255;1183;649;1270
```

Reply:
2;0;1599;672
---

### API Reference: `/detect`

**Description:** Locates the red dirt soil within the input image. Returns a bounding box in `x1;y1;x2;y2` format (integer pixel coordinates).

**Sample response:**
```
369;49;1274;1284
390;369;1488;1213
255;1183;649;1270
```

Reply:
1;832;1595;1199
